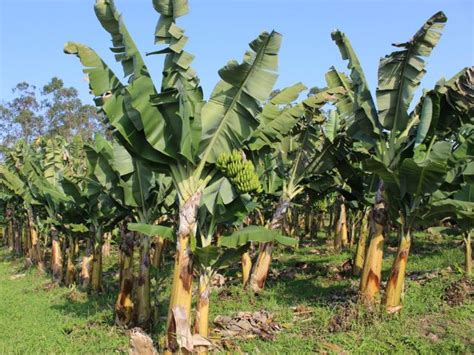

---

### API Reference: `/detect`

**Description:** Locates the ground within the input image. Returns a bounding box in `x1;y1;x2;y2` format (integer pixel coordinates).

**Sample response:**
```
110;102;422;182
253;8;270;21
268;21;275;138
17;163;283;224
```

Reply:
0;232;472;354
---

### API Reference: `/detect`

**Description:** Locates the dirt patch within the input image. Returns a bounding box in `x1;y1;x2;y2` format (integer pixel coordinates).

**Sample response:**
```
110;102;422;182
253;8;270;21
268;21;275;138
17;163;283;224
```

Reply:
418;316;447;343
443;278;473;306
417;314;467;345
328;302;382;333
328;304;358;332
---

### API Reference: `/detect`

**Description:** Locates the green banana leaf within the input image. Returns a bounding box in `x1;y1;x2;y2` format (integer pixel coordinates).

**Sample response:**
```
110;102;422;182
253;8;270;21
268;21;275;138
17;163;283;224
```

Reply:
376;11;447;133
218;225;297;248
199;31;282;164
127;222;174;239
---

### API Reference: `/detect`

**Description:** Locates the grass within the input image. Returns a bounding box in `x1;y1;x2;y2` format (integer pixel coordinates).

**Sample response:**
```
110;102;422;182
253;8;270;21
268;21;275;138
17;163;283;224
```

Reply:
0;231;472;354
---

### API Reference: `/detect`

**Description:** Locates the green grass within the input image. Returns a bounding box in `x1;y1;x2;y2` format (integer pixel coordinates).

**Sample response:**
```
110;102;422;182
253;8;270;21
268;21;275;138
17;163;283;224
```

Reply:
0;252;128;354
0;231;472;354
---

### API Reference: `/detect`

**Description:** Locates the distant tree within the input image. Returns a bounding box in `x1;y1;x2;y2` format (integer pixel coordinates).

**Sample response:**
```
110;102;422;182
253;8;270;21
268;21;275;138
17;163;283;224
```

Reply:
0;82;43;149
41;77;104;140
0;78;105;152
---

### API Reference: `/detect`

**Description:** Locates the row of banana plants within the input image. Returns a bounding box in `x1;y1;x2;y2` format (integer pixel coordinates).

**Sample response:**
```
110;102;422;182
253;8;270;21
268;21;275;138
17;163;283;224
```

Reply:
0;0;472;353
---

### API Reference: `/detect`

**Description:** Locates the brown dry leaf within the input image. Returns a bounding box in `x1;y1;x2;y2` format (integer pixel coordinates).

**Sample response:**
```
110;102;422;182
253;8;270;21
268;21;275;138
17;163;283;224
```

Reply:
340;259;352;272
191;334;212;348
214;310;281;341
172;306;194;352
9;273;26;280
128;328;157;355
211;273;226;290
386;305;403;314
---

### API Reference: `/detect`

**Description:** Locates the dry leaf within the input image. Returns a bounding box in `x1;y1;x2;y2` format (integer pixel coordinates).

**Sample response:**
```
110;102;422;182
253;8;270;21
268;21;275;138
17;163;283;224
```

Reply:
128;328;157;355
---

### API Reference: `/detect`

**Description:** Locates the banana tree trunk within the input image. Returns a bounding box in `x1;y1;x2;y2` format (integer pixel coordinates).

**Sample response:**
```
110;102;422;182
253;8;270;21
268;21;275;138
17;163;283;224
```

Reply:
384;228;412;311
359;183;387;303
116;228;135;327
305;209;312;236
13;219;22;255
151;236;166;269
102;232;111;257
65;235;76;286
250;197;290;293
464;231;472;277
353;210;369;276
135;233;151;328
80;240;93;289
340;202;348;248
195;270;210;355
327;206;333;238
349;213;358;247
166;191;200;353
241;251;252;287
334;197;348;251
7;220;14;251
51;228;63;283
24;222;31;255
27;208;44;272
91;228;103;293
311;213;318;237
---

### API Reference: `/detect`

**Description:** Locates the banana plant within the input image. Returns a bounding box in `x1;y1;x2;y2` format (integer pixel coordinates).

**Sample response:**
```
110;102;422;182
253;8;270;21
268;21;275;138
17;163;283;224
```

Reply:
328;12;472;309
245;86;346;292
85;134;175;328
65;0;297;350
316;95;379;274
0;157;30;256
5;137;74;282
422;123;473;276
0;139;72;273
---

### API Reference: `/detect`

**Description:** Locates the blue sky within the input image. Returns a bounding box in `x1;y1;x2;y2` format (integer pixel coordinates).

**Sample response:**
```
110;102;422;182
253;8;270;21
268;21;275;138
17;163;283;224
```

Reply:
1;0;473;105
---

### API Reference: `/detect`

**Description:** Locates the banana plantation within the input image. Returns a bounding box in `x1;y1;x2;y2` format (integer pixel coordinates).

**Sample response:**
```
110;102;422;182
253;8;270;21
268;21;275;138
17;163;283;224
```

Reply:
0;0;472;353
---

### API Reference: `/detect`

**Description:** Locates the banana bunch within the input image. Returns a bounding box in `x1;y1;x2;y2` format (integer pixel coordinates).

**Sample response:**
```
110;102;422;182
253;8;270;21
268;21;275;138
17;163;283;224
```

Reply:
216;150;262;194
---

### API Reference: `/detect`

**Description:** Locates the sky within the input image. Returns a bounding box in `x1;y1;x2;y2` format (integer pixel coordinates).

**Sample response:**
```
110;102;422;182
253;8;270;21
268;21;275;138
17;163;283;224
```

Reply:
0;0;473;106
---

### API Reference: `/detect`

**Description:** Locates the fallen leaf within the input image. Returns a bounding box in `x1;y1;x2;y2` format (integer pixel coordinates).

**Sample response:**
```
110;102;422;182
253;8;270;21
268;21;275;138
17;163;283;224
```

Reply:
128;328;157;355
386;305;403;314
172;306;194;352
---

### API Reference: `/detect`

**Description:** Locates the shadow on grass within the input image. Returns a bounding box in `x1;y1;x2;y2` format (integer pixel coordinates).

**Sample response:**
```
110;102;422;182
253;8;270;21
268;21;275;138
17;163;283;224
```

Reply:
50;280;118;323
48;253;175;334
268;277;353;307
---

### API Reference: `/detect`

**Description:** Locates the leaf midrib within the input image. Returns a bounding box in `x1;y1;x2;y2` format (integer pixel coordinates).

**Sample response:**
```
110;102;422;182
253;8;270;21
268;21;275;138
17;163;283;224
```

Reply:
196;32;275;178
